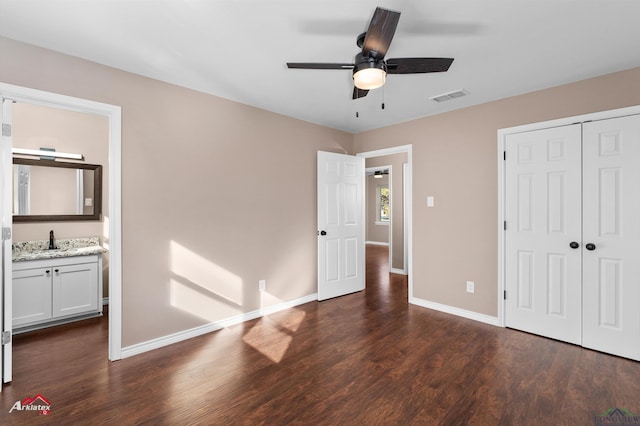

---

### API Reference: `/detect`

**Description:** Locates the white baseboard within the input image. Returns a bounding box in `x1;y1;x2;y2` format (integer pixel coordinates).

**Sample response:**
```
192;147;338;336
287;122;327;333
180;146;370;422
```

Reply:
365;241;389;246
390;268;407;275
410;296;500;327
120;293;318;359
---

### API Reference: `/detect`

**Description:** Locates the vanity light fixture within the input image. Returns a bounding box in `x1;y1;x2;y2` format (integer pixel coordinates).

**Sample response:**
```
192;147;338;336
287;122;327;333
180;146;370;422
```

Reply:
12;148;84;161
374;170;384;179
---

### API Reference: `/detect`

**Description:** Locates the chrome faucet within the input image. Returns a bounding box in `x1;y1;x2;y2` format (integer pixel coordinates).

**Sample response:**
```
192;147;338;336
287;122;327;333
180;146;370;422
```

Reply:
49;230;56;250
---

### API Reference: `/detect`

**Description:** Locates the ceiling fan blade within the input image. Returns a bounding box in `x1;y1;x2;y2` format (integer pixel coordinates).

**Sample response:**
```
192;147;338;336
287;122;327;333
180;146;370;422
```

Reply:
353;86;369;100
287;62;354;70
362;7;400;59
386;58;454;74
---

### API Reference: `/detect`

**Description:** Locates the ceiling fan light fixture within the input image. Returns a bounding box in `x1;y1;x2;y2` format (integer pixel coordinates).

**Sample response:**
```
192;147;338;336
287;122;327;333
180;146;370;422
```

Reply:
353;62;386;90
286;8;454;100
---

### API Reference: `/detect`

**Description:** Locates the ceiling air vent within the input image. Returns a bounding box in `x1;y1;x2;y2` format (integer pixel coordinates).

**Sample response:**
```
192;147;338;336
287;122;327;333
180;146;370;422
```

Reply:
430;89;469;103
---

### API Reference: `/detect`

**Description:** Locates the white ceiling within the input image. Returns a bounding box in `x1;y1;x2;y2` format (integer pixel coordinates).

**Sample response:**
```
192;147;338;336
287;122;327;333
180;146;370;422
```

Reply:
2;0;640;133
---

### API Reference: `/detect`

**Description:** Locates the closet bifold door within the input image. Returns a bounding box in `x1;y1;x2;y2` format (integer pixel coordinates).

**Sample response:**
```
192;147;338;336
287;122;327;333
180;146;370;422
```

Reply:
504;124;582;345
582;114;640;361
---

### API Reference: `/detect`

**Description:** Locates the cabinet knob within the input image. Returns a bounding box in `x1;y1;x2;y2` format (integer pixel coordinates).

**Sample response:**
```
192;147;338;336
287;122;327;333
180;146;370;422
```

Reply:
54;269;59;273
46;270;50;274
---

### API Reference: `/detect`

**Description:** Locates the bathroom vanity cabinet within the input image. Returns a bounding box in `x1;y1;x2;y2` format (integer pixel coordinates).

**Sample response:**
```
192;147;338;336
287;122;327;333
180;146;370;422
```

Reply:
13;254;103;332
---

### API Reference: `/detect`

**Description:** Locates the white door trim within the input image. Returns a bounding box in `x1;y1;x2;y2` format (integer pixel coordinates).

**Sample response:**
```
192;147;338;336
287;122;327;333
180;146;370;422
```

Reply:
1;98;14;387
0;82;122;360
357;144;412;300
497;104;640;327
403;163;409;274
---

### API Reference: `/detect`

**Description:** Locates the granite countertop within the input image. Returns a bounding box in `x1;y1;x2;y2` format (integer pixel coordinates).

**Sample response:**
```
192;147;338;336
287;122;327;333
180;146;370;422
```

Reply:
12;237;108;262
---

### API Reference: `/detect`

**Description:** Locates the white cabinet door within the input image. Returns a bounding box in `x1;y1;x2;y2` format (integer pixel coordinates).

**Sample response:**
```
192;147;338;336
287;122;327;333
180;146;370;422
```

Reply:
52;262;98;318
13;267;52;327
505;124;583;344
582;115;640;361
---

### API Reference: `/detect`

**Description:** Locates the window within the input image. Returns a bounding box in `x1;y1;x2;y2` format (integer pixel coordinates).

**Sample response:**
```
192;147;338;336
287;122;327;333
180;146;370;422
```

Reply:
377;185;390;222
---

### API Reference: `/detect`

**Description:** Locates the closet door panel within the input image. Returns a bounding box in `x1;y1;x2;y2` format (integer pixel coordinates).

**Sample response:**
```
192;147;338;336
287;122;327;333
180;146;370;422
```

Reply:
583;114;640;361
505;124;582;344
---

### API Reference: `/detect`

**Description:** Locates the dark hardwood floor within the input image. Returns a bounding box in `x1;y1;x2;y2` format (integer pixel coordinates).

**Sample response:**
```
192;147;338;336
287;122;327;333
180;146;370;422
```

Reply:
1;244;638;425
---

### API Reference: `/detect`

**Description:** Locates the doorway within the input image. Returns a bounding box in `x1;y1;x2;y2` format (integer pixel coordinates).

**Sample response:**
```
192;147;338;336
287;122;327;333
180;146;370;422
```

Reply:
0;82;122;376
365;165;391;245
357;145;412;299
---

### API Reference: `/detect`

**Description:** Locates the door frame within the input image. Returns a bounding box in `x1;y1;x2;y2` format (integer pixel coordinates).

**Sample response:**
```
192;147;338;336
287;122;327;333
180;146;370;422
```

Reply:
357;144;413;300
0;82;122;360
1;99;13;386
497;104;640;327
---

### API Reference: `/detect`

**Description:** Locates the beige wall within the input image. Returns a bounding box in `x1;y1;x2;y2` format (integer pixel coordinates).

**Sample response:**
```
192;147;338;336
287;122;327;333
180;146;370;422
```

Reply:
365;154;406;271
0;37;352;347
366;173;389;244
354;66;640;317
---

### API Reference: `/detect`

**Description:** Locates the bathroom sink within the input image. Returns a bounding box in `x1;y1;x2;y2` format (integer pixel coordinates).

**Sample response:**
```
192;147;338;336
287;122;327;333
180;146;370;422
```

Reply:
12;237;107;262
33;248;70;254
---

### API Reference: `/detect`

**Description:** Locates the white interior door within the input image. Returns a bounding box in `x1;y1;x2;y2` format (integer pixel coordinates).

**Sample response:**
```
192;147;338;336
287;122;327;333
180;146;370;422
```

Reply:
317;151;365;301
582;115;640;361
1;98;14;387
505;124;582;344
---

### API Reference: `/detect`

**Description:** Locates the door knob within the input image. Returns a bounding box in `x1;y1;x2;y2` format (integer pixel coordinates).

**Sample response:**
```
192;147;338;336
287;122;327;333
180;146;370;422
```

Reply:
585;243;596;251
569;241;579;249
319;230;327;236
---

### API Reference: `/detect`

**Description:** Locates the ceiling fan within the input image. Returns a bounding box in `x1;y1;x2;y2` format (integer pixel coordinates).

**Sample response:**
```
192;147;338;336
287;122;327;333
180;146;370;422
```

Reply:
287;7;455;100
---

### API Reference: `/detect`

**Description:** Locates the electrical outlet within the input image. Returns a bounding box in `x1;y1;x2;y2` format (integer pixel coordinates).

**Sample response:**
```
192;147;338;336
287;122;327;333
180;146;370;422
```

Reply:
466;281;475;293
259;280;266;292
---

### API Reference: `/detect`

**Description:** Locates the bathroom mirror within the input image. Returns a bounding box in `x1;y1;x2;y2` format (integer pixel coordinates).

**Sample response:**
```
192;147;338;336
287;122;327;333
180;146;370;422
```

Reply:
12;158;102;222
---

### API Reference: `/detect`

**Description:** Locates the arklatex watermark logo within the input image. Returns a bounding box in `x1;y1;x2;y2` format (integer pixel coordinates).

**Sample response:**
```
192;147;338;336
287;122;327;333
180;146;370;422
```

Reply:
9;393;51;415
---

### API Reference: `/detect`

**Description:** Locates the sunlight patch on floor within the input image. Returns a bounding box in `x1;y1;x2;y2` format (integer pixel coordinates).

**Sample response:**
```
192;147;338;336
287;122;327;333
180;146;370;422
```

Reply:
242;294;307;363
242;318;293;363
